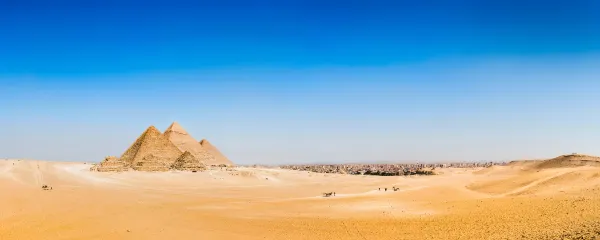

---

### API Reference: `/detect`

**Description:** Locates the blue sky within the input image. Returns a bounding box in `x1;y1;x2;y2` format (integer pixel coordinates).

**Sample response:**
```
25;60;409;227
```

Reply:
1;1;600;164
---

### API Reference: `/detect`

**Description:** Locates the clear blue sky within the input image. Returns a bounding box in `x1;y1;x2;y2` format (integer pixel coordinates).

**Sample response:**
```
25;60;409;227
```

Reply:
1;0;600;164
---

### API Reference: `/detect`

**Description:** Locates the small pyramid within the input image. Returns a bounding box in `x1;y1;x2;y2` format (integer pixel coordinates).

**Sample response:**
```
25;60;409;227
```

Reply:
171;151;206;171
120;125;182;168
132;154;171;171
200;139;234;166
163;122;216;165
94;156;128;172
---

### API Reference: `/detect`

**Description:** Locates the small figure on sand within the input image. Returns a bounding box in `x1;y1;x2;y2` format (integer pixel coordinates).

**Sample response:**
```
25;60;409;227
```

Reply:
385;188;387;191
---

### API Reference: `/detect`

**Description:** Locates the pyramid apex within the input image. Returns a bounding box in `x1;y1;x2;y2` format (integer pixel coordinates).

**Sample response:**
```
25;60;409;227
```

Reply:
200;139;215;147
165;121;188;134
145;125;161;134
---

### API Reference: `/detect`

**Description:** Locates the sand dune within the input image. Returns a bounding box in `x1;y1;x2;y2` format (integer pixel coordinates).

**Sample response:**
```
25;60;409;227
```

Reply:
1;159;600;239
533;154;600;169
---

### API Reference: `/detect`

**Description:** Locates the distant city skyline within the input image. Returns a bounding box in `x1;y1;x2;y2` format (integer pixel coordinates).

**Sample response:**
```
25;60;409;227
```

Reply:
2;1;600;164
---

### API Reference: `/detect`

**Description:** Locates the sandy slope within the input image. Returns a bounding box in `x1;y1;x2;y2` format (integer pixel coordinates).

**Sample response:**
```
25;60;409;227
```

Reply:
1;160;600;239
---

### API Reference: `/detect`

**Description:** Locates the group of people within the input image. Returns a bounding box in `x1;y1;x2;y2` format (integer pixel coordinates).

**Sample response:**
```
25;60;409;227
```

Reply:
322;191;336;197
379;186;400;192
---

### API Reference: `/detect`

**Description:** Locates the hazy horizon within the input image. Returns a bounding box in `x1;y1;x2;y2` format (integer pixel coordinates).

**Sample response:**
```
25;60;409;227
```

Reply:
2;1;600;165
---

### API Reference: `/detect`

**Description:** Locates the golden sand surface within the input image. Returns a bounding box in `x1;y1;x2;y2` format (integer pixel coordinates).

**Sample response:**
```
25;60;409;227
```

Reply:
1;160;600;239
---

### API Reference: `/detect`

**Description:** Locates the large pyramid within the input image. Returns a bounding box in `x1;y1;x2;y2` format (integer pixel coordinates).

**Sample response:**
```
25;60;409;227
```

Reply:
171;151;207;171
119;126;183;169
96;122;234;172
163;122;217;165
200;139;234;166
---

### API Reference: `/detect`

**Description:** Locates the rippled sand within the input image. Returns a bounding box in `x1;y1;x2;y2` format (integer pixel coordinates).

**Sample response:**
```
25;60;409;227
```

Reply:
1;160;600;239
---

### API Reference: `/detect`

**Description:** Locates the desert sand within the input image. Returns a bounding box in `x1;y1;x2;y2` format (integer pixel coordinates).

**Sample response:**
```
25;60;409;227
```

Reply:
2;158;600;239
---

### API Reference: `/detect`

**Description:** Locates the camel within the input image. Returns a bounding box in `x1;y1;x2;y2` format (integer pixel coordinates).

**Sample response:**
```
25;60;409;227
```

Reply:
41;185;52;190
322;192;333;197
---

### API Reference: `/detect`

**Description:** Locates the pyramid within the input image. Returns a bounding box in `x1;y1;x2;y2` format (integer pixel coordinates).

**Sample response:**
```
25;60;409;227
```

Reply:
163;122;217;165
171;151;207;171
132;154;171;171
119;126;182;169
94;156;128;172
200;139;234;166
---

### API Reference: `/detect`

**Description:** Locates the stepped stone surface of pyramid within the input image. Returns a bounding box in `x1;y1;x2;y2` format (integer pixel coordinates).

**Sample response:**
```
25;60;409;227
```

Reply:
163;122;217;165
94;156;129;172
200;139;234;166
119;126;182;169
94;122;235;172
171;151;207;171
132;154;172;171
